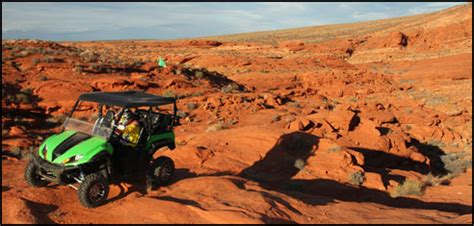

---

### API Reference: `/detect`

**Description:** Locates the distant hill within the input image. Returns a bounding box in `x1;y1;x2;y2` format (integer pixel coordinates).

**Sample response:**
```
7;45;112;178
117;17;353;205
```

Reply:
197;3;472;44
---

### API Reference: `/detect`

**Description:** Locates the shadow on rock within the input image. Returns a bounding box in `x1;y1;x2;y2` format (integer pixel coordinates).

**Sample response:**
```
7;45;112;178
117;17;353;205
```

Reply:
238;132;472;215
22;198;59;224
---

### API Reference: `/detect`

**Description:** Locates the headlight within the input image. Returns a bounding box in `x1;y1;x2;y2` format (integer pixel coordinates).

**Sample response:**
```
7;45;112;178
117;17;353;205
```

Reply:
63;154;84;164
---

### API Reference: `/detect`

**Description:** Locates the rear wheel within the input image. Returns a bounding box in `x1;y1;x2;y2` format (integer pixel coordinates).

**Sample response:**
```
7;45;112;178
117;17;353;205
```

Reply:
148;156;175;190
78;173;109;208
24;160;49;187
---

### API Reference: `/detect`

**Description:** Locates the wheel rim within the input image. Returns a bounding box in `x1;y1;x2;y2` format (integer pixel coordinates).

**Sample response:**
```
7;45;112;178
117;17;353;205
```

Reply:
88;182;106;203
154;162;172;182
32;166;45;183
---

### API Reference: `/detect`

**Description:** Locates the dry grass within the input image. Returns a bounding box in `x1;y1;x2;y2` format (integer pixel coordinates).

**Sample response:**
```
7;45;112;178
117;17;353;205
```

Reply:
391;180;424;197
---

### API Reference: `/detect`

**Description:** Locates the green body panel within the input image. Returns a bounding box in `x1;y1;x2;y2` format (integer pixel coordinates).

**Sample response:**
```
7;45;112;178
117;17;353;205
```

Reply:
40;130;76;161
39;130;114;167
145;132;175;150
38;130;174;167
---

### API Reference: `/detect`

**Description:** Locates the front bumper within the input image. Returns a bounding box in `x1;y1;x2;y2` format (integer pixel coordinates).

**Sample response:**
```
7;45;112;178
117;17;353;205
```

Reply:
32;154;80;184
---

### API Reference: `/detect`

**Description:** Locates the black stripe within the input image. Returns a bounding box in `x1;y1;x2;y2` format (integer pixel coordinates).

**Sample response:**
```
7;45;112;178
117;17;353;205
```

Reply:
52;132;91;160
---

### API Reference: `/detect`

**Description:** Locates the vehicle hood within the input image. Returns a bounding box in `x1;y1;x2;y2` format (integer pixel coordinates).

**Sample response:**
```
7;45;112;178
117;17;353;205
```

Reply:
39;130;108;165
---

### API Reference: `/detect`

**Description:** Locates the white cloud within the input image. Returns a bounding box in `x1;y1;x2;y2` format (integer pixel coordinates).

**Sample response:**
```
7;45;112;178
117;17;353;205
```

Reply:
2;2;468;41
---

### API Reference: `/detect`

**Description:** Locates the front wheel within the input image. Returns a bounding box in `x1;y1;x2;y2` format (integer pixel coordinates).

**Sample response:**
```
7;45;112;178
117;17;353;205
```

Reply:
24;160;49;187
148;156;175;190
78;173;109;208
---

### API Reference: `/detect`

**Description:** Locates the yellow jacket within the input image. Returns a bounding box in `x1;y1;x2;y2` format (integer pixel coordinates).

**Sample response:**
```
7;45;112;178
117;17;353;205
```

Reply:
122;121;140;146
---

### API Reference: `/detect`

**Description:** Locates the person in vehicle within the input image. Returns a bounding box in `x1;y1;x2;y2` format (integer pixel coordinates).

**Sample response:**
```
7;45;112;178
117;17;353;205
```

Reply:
114;108;141;147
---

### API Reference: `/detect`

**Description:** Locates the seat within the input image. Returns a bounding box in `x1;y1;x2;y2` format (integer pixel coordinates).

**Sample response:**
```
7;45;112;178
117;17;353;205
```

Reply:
101;110;115;129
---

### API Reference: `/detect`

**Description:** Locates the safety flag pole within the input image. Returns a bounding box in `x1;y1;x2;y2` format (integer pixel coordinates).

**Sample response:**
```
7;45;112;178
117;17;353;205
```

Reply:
158;57;167;68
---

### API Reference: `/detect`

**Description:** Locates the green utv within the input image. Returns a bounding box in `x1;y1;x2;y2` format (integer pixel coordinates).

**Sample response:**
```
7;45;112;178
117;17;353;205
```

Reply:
24;91;180;208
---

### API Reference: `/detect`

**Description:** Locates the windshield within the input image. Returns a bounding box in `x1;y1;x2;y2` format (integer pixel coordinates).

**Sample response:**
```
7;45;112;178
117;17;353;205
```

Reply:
63;117;113;139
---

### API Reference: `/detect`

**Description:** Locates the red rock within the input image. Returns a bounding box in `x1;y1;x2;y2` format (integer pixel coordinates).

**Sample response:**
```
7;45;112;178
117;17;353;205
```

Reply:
208;97;223;107
286;117;315;131
9;126;26;136
363;172;387;191
410;152;427;163
140;62;157;72
132;78;149;88
325;110;356;134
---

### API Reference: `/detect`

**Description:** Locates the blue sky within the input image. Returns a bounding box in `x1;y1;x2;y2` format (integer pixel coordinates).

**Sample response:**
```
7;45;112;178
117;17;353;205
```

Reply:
2;2;467;41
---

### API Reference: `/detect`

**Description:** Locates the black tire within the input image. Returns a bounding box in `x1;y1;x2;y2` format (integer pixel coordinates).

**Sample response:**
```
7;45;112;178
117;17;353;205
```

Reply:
148;156;175;189
24;160;49;187
77;173;109;208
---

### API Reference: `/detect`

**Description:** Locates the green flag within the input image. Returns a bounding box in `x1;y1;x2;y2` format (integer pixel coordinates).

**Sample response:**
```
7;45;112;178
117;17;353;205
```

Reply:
158;57;166;68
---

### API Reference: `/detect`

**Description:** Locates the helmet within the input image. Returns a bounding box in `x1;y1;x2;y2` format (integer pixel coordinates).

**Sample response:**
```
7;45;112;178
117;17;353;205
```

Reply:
119;109;134;125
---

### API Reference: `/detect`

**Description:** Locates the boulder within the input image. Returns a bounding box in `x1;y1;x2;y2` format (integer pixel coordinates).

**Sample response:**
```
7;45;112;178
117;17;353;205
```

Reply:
363;172;387;191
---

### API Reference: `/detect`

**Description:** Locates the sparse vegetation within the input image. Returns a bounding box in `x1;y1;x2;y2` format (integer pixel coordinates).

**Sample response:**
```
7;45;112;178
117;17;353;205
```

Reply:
163;90;177;98
349;171;365;186
10;146;22;157
206;121;229;132
440;152;472;176
391;180;424;197
195;71;204;79
271;115;281;123
186;103;199;111
286;101;301;108
176;110;189;118
328;145;342;153
294;159;306;170
221;83;241;93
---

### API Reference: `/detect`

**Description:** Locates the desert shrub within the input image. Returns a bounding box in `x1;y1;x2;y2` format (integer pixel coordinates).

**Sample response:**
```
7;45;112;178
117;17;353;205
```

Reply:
423;173;452;187
191;92;204;97
391;180;424;197
176;110;189;118
349;171;365;186
186;103;198;111
39;75;48;81
440;152;472;175
10;146;21;157
2;129;9;137
43;56;63;63
79;50;99;62
174;68;182;75
286;101;301;108
206;122;229;132
221;83;241;93
163;90;177;98
15;93;30;103
328;145;342;153
176;140;187;146
294;158;306;170
271;115;281;123
195;71;204;79
31;58;41;65
72;65;84;73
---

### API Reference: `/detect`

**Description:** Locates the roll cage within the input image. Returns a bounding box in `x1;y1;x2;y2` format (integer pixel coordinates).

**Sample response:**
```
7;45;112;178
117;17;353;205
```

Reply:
66;91;179;141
